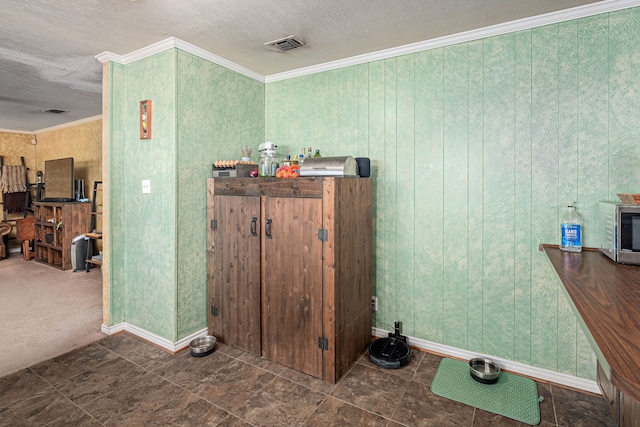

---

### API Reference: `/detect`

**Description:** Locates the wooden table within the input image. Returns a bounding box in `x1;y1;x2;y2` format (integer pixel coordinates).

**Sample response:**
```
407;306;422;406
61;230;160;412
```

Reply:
542;245;640;425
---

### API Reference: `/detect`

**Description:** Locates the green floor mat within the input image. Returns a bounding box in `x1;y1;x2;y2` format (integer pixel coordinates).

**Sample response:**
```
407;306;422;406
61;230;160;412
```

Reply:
430;358;541;425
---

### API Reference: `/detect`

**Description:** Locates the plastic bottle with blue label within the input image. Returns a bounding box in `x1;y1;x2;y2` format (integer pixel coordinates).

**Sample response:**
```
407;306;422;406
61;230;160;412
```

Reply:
560;205;582;252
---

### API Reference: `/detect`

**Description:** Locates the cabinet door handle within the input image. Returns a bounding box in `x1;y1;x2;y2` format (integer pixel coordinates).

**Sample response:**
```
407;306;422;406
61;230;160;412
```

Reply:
250;217;258;236
265;218;272;239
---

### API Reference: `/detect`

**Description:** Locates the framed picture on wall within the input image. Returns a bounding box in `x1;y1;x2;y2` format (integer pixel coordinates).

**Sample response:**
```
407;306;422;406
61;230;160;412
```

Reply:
140;100;152;139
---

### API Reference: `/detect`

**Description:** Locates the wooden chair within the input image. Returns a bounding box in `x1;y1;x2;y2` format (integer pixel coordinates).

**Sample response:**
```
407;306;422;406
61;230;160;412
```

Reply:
0;222;11;259
15;216;36;261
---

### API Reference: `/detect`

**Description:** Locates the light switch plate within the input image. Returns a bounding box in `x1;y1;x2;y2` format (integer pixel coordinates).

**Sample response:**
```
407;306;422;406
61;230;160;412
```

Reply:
142;180;151;193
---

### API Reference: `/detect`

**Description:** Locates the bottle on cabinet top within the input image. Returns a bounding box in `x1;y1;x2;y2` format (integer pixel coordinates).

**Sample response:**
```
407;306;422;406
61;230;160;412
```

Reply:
560;205;582;252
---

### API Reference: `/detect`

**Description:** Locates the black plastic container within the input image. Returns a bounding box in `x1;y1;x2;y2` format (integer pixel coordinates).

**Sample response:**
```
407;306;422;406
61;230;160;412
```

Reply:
369;322;411;369
355;157;370;178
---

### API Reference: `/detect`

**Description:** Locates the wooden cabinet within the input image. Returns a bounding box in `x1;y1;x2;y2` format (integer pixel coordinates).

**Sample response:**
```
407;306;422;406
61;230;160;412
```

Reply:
622;393;640;427
598;362;640;427
207;177;372;383
33;201;90;270
598;362;620;424
209;195;262;355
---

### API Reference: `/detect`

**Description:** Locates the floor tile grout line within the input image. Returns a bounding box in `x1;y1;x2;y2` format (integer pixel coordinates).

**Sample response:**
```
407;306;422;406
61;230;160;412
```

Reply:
29;341;124;388
25;369;106;427
95;345;260;427
548;384;560;427
191;363;280;427
57;340;208;424
385;382;410;425
9;338;610;427
331;355;418;426
324;393;401;425
299;393;331;426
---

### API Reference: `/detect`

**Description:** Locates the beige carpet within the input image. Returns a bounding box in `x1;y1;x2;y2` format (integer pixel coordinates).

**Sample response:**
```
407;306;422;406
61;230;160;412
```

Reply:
0;254;105;377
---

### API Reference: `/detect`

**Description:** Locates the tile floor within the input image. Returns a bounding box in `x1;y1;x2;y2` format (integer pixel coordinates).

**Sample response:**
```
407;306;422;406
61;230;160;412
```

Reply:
0;333;615;426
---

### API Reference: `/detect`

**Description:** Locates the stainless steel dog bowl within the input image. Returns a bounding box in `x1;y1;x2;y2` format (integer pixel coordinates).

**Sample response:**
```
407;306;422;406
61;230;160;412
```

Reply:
189;335;216;357
469;358;500;384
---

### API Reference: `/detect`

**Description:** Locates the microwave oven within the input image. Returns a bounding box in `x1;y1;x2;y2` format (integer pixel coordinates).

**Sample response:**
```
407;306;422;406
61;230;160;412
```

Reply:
599;201;640;265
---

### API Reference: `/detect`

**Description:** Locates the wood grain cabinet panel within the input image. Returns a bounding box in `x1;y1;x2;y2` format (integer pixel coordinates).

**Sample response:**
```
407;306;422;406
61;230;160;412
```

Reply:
209;195;261;355
598;362;619;424
33;201;90;270
207;177;372;383
622;393;640;427
598;361;640;426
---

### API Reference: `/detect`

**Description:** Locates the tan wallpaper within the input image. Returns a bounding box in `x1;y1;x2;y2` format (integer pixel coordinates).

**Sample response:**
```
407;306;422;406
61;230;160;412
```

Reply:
36;119;103;232
0;132;37;184
36;119;102;194
0;132;37;222
1;120;102;229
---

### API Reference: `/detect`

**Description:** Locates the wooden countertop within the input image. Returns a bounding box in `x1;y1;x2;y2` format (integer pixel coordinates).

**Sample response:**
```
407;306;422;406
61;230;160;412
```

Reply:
541;245;640;401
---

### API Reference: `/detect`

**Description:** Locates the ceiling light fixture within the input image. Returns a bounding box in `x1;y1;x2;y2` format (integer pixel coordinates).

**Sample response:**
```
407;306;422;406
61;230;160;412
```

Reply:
264;35;305;52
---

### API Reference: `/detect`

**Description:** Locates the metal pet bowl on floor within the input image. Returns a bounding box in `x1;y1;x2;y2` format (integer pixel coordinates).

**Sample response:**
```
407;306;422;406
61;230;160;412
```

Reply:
189;335;216;357
469;358;500;384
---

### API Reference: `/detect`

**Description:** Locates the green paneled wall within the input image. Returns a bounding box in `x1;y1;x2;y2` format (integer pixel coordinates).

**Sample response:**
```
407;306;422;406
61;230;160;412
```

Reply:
265;7;640;379
107;49;264;341
175;50;264;338
109;50;179;340
104;6;640;379
107;61;127;325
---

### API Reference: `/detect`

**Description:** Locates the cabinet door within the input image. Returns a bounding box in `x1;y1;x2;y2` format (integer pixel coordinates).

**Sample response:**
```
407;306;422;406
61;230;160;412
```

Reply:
262;196;324;378
597;362;619;423
622;393;640;427
210;195;261;355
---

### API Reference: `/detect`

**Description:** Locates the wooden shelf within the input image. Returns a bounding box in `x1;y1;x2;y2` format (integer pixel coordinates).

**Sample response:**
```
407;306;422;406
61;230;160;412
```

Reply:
33;201;90;270
35;241;62;250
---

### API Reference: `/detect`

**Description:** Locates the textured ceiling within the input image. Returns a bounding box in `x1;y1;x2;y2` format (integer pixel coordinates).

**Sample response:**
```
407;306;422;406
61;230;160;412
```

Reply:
0;0;606;132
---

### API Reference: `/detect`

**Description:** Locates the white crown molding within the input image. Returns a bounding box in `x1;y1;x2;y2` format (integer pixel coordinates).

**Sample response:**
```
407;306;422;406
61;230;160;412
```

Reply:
94;1;640;85
34;115;102;134
1;115;102;136
372;327;600;395
95;38;176;64
0;128;35;135
101;322;208;353
265;0;640;83
95;37;264;83
172;38;265;83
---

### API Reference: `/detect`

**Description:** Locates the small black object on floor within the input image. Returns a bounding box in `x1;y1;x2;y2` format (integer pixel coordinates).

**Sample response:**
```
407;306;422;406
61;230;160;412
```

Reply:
369;321;411;369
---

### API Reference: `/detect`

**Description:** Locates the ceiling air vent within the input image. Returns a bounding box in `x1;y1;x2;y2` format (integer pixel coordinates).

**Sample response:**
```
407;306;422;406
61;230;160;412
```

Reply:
44;108;67;114
264;35;305;52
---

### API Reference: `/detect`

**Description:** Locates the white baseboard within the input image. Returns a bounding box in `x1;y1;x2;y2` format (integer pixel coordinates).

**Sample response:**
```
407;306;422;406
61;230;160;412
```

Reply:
101;322;209;353
100;322;598;393
101;322;124;335
373;327;600;395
